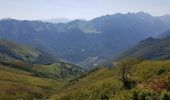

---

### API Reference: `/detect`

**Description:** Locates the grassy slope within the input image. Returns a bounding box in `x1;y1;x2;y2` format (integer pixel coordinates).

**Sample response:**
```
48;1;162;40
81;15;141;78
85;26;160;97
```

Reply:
0;60;84;100
50;60;170;100
0;39;57;64
32;62;85;80
118;37;170;60
0;60;84;80
0;39;86;100
0;64;65;100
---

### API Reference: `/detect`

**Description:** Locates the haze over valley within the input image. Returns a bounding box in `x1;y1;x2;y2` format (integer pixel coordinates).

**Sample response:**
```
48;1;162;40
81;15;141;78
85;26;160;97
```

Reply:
1;12;170;68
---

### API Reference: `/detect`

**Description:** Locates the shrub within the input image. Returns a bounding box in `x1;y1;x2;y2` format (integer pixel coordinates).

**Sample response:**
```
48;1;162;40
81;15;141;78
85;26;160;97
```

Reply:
132;90;158;100
157;68;166;75
160;90;170;100
117;58;139;89
101;93;109;100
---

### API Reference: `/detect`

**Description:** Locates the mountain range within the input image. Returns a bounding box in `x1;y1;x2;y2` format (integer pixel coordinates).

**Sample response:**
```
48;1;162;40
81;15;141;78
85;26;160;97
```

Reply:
1;12;170;68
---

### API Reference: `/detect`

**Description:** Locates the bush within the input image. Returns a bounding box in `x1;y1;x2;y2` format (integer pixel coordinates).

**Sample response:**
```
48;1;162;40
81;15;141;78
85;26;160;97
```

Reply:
157;68;166;75
117;58;139;89
160;90;170;100
132;90;158;100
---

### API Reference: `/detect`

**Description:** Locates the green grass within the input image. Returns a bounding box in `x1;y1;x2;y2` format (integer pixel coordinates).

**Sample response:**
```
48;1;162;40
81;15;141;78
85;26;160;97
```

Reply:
1;60;84;80
0;64;65;100
33;63;61;74
118;37;170;60
49;59;170;100
0;58;84;100
0;39;39;60
0;39;57;64
1;57;169;100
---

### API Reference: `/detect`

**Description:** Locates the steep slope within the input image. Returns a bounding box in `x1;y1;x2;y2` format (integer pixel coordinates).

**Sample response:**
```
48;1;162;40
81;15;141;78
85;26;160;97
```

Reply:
0;39;58;64
0;12;170;68
50;60;170;100
118;30;170;60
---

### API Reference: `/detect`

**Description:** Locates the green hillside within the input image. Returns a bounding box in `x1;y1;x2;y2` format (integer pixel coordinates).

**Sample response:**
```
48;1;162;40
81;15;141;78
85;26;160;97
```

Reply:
0;60;84;80
0;39;85;99
0;60;85;100
117;37;170;60
50;59;170;100
33;63;84;80
0;63;65;100
0;39;58;64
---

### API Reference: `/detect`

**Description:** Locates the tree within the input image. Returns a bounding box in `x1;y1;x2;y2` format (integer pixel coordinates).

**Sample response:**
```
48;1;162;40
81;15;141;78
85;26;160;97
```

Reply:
117;58;140;89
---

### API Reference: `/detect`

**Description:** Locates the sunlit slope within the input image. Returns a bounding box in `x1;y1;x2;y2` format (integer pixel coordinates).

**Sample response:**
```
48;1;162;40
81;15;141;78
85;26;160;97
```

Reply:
118;37;170;60
0;60;85;80
0;39;85;99
0;64;65;100
0;39;57;64
50;60;170;100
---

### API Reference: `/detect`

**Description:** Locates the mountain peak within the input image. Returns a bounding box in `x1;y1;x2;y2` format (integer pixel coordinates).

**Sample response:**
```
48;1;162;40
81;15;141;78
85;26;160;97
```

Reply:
137;11;148;14
126;11;152;17
0;18;17;21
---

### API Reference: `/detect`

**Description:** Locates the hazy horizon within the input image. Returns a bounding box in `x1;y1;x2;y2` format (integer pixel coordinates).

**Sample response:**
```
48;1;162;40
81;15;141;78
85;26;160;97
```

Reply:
0;0;170;20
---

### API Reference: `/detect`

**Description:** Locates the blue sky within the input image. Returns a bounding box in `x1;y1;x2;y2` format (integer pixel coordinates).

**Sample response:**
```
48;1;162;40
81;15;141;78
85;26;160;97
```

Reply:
0;0;170;20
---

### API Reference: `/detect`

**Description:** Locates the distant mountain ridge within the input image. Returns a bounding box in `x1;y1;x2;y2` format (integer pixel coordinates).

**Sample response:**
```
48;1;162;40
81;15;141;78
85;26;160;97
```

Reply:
42;18;87;24
0;12;170;68
118;30;170;60
159;14;170;24
43;18;72;23
158;29;170;39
